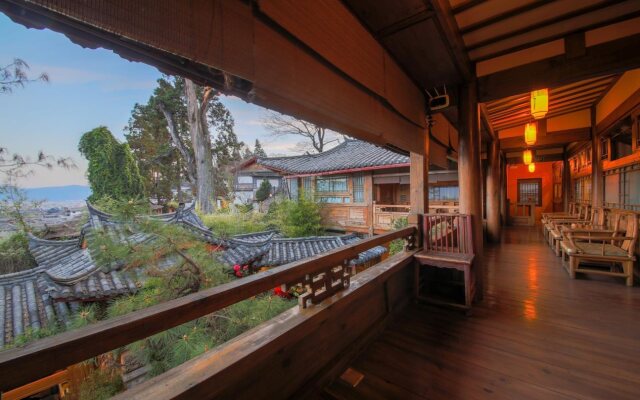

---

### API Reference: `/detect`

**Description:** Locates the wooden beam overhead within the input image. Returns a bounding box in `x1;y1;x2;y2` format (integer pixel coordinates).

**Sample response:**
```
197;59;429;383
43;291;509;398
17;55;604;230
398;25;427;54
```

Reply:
478;34;640;101
467;1;640;61
428;0;473;81
500;128;591;151
459;0;554;35
0;0;428;155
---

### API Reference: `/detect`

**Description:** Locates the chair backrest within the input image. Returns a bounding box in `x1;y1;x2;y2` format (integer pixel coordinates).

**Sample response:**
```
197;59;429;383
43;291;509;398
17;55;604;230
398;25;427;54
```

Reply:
568;202;576;215
423;214;473;254
614;211;639;255
591;207;606;227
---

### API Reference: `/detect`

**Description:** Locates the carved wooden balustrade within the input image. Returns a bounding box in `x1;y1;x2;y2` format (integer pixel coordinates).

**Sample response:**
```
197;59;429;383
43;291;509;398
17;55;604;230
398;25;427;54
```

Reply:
0;226;417;397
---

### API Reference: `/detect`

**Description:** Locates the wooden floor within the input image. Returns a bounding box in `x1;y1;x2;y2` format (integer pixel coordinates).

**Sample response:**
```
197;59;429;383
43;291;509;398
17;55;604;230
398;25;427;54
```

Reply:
326;227;640;400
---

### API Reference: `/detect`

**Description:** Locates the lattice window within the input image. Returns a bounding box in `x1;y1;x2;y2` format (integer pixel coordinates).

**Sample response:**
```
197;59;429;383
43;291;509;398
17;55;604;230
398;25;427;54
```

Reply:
316;176;348;192
517;178;542;206
352;174;364;203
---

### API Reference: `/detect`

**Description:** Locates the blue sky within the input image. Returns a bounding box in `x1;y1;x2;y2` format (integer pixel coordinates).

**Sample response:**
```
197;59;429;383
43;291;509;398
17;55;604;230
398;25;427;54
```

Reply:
0;13;299;188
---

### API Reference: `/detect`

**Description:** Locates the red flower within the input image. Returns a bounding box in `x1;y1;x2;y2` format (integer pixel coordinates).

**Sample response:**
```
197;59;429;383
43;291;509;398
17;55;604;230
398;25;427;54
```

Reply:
273;286;291;299
243;265;249;271
233;264;241;271
235;270;243;277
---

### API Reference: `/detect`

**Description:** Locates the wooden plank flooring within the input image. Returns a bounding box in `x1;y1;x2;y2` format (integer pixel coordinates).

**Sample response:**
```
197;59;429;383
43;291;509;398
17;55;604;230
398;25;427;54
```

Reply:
327;227;640;400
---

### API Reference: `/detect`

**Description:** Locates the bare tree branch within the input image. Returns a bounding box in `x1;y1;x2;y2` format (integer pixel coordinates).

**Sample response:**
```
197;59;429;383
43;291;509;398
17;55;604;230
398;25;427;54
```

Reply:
262;111;343;153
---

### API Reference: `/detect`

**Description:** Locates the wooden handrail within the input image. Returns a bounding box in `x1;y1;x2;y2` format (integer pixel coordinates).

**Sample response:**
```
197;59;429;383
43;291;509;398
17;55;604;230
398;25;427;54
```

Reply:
0;226;415;390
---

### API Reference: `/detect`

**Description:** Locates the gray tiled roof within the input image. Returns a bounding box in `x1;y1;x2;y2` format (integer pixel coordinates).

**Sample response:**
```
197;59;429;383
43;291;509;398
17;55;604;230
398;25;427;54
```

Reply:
219;233;387;268
257;139;409;175
1;203;387;348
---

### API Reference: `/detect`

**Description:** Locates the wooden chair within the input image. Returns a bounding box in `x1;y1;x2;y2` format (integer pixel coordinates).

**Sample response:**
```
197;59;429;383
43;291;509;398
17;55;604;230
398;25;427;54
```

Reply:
544;203;590;242
548;206;605;256
563;211;638;286
414;214;475;310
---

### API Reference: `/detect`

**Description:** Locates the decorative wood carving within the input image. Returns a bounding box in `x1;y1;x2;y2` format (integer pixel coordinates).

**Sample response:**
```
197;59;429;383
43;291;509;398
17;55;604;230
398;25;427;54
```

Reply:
296;260;353;309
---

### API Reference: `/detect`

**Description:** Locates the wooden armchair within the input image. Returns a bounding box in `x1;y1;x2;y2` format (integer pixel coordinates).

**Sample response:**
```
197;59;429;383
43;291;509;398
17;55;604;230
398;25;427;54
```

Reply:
543;203;590;241
548;207;605;256
562;211;638;286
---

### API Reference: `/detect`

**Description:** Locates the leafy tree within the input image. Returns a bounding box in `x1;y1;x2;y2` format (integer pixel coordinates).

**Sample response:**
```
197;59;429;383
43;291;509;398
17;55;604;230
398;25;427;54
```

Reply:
255;180;272;203
253;139;267;158
262;111;342;153
269;196;323;237
125;101;180;205
1;58;48;94
78;126;145;202
150;76;244;211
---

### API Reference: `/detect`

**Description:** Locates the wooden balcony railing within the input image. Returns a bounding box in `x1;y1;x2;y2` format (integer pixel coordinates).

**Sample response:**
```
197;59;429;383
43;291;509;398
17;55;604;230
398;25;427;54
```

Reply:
0;227;417;394
423;213;473;253
373;203;411;230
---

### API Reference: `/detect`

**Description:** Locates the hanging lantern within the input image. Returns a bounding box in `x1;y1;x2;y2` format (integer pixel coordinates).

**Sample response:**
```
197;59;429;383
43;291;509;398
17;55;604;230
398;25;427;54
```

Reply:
531;89;549;119
524;122;537;146
528;163;536;173
523;149;533;165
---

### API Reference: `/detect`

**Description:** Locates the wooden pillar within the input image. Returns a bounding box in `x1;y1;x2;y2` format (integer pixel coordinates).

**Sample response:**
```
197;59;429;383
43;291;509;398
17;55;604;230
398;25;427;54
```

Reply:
458;82;483;298
486;137;501;242
409;127;429;249
563;156;572;210
409;130;429;231
500;155;507;226
590;107;603;206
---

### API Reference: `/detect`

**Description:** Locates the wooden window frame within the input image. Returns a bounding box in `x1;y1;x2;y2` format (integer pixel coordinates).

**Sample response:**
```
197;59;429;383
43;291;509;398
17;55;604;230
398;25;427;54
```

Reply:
517;178;542;206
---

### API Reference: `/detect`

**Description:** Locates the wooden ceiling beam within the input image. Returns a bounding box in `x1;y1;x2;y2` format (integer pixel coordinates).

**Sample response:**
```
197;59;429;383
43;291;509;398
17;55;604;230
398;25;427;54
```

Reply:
427;0;473;81
451;0;486;15
500;128;591;150
459;0;554;35
468;2;640;62
485;75;613;112
489;90;604;122
478;34;640;101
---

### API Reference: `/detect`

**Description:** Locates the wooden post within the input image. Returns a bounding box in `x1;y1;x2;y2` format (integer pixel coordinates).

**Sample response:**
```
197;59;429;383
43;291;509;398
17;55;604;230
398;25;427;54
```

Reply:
458;82;484;299
408;130;429;241
486;137;501;242
563;156;572;211
500;154;508;226
590;107;603;206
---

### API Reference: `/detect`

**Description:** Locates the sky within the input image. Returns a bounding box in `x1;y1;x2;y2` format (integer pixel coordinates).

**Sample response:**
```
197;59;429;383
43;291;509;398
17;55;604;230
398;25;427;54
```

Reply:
0;13;303;188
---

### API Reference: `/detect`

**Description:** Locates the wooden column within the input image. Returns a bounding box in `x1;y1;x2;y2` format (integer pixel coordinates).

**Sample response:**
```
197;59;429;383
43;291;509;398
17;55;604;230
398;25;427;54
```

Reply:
590;107;603;206
563;156;572;210
500;155;508;226
409;130;429;246
486;137;501;242
458;82;484;298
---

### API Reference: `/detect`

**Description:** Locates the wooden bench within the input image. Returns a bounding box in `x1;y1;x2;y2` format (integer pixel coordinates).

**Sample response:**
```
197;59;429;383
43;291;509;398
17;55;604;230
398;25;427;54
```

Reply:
414;214;475;310
543;203;590;242
548;206;605;256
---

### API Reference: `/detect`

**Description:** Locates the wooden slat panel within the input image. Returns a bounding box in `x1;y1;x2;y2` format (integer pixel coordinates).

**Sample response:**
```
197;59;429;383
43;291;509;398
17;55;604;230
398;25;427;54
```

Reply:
257;0;425;126
1;0;427;155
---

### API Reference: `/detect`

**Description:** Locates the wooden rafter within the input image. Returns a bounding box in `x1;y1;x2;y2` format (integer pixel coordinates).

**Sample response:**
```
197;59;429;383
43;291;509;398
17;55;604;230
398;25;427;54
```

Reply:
478;34;640;101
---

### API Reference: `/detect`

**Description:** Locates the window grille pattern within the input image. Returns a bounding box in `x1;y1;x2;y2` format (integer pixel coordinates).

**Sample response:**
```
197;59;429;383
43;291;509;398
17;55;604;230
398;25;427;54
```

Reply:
517;179;542;206
316;176;348;192
353;174;364;203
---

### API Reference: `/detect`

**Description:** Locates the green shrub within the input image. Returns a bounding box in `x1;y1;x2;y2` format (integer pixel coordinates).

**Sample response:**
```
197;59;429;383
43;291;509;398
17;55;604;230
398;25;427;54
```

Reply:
269;196;323;237
78;367;124;400
200;212;270;238
0;232;36;274
389;217;409;256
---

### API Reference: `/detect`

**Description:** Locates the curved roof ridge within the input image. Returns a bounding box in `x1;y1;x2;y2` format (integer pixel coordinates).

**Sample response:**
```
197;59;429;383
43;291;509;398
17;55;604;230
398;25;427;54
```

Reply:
257;141;349;165
28;233;80;248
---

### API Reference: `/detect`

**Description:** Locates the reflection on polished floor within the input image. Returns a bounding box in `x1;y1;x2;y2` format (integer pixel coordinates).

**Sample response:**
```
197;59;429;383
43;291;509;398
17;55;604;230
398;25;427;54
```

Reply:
328;227;640;400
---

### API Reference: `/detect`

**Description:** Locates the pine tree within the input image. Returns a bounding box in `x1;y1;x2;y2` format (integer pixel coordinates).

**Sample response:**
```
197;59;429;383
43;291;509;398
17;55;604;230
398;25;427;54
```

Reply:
253;139;267;158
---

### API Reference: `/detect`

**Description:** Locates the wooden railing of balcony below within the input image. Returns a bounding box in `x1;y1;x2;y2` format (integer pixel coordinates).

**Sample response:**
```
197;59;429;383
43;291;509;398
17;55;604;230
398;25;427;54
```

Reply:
0;226;417;393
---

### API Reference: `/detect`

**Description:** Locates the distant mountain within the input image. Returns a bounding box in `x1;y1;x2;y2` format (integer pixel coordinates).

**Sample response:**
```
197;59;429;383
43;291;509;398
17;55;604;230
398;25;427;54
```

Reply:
22;185;92;202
